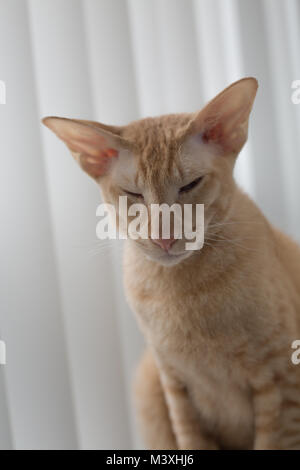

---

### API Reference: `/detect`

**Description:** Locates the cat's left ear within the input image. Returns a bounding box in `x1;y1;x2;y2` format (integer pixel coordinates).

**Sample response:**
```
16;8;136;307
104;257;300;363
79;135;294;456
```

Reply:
188;77;258;155
42;117;129;179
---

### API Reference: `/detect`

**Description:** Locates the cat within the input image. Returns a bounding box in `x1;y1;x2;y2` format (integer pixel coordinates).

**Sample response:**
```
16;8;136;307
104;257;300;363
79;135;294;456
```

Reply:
43;78;300;450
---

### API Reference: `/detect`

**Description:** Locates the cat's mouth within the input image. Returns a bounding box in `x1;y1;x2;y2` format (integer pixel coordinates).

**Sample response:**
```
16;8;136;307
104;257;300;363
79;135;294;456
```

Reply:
166;251;187;258
153;249;193;266
135;238;194;265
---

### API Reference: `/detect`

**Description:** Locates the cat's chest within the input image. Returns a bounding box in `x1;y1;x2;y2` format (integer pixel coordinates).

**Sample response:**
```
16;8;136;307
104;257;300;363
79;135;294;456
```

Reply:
127;264;234;338
125;260;257;381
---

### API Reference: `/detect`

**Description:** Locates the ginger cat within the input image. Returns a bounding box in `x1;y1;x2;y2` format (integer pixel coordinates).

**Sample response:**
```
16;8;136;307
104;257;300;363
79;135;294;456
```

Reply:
43;78;300;450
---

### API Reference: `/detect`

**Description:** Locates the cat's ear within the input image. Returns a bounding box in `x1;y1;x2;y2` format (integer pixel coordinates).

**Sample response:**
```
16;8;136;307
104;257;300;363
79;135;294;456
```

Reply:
42;117;128;179
189;77;258;155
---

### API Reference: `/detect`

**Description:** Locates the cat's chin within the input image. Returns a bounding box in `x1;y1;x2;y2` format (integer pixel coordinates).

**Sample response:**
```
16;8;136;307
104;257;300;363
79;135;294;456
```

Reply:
145;250;193;267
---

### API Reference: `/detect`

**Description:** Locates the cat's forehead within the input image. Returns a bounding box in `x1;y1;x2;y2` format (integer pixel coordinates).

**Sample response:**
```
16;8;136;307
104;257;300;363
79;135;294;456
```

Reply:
112;113;215;191
122;113;192;145
121;114;192;182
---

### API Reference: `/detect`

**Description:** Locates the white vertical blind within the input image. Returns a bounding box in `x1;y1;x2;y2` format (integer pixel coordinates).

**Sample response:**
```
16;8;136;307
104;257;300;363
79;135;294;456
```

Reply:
193;0;255;200
28;0;133;449
154;0;203;113
237;0;289;229
0;0;77;449
285;0;300;166
0;372;12;449
1;0;300;449
127;0;165;116
263;0;300;235
82;0;144;448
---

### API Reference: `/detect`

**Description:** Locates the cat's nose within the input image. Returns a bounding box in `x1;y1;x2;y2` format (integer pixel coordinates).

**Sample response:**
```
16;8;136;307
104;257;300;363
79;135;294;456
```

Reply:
151;237;175;252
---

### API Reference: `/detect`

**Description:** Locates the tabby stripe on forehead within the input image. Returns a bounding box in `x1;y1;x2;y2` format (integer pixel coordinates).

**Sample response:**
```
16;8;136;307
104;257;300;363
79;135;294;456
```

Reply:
283;398;300;409
137;153;147;178
167;141;178;176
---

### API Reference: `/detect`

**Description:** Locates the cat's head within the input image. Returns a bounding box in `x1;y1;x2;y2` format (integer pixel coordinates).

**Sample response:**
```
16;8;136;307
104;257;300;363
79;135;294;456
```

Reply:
43;77;258;266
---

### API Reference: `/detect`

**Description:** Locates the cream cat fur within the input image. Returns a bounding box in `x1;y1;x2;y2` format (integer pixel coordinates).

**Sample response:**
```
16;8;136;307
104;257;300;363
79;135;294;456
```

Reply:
43;78;300;450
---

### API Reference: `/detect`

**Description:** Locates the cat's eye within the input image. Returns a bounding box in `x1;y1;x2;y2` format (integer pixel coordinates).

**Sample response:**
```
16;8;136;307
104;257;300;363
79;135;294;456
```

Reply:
179;176;203;194
123;189;143;199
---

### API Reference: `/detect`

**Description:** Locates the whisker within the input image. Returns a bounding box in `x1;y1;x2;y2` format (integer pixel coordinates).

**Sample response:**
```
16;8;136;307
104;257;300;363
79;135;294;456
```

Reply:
209;219;264;228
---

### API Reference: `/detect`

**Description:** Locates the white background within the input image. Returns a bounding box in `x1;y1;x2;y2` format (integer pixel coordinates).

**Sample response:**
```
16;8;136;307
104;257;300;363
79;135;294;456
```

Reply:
1;0;300;449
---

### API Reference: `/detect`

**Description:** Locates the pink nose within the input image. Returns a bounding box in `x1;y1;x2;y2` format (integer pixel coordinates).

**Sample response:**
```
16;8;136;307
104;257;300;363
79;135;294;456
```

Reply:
152;237;175;252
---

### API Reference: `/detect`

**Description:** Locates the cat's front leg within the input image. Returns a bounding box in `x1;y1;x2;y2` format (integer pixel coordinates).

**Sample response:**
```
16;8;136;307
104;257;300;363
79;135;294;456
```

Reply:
251;375;282;450
160;371;219;450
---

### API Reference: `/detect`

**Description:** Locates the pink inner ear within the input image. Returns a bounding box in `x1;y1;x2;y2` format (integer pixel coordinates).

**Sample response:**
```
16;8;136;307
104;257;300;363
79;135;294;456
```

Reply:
67;132;119;177
80;149;118;177
69;131;115;155
81;155;111;177
106;148;118;157
68;131;119;176
44;117;121;177
202;122;223;144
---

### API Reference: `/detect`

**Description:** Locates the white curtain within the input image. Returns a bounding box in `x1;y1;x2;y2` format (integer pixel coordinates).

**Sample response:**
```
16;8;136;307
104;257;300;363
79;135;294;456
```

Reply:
1;0;300;450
